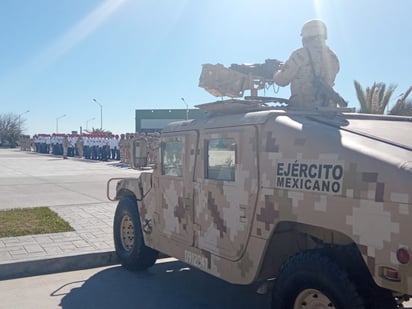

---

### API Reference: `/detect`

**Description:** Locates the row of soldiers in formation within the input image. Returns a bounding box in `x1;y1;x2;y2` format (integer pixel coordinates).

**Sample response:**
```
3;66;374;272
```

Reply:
19;132;160;165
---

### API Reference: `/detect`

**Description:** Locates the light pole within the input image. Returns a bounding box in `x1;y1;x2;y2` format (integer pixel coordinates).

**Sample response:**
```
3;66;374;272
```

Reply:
92;98;103;130
181;97;188;120
56;114;66;133
18;110;30;132
86;117;95;131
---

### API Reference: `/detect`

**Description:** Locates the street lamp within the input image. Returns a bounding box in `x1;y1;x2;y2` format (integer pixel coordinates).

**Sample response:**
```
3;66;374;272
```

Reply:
92;98;103;130
181;97;188;120
56;114;66;133
18;110;30;132
86;117;95;131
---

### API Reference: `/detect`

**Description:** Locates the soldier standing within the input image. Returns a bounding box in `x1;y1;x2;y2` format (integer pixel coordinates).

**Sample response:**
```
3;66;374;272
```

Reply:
102;136;110;161
119;134;126;163
68;135;75;157
62;135;69;159
274;19;340;108
76;136;84;158
126;134;134;165
114;135;120;160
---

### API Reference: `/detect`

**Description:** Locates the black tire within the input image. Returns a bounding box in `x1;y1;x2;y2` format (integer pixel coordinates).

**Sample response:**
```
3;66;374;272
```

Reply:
353;274;399;309
367;286;399;309
272;251;365;309
113;196;158;270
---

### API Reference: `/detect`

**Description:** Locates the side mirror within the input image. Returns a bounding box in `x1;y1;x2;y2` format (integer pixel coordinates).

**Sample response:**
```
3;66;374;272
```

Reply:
132;139;148;170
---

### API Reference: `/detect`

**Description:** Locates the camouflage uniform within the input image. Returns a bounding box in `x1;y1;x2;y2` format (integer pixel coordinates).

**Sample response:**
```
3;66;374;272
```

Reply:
118;134;126;163
62;135;69;159
274;20;339;108
76;136;84;158
125;134;135;165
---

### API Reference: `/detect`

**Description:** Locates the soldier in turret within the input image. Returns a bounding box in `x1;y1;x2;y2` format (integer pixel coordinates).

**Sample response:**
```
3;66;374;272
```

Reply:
274;19;340;108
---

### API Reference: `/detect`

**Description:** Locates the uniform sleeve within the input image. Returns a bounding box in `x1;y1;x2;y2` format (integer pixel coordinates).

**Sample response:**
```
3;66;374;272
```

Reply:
323;48;340;86
274;48;306;86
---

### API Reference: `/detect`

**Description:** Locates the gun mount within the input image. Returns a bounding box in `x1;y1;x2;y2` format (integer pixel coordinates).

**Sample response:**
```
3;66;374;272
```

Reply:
199;59;282;98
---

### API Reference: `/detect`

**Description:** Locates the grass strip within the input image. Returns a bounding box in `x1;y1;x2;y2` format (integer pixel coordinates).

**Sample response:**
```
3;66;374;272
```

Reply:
0;207;73;237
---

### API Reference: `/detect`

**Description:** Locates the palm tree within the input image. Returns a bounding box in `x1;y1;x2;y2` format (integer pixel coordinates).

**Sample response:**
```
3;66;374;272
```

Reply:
389;86;412;116
86;127;113;136
354;81;397;114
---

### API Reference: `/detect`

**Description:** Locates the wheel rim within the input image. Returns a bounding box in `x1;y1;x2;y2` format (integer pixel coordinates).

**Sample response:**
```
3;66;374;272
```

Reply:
120;215;135;251
293;289;335;309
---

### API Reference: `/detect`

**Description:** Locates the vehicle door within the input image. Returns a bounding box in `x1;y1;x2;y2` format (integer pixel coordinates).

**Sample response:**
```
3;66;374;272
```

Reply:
194;126;258;260
156;132;197;246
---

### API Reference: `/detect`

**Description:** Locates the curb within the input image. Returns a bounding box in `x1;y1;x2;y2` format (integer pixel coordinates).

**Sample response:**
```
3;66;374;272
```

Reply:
0;251;119;281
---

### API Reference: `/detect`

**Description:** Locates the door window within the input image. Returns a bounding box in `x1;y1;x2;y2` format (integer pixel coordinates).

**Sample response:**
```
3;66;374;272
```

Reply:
161;140;183;176
206;138;236;181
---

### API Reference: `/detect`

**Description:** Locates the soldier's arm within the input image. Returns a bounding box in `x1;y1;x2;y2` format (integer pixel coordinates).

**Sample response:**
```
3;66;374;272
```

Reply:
323;48;340;86
274;49;305;86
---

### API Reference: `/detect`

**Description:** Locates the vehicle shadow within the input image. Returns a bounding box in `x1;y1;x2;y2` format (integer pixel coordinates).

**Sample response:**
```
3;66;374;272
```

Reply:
59;260;271;309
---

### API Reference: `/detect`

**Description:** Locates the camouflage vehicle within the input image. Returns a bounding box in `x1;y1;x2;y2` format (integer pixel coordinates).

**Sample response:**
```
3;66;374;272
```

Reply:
108;63;412;308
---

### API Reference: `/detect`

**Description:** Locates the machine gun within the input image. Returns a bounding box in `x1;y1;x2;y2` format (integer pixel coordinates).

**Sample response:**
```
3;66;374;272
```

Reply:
199;59;282;98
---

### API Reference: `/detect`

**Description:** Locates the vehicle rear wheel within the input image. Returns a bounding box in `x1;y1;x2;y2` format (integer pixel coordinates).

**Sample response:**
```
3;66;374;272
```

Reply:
272;250;365;309
367;287;399;309
113;196;158;270
354;273;399;309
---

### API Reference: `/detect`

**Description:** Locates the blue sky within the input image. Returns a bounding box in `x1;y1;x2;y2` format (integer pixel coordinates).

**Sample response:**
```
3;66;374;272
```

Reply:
1;0;411;135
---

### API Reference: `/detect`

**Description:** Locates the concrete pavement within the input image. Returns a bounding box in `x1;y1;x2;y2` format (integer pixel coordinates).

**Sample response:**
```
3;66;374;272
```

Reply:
0;148;139;280
0;261;272;309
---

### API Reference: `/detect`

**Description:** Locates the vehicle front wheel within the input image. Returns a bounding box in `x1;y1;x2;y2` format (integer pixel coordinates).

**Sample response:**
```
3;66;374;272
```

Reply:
272;250;365;309
113;196;158;270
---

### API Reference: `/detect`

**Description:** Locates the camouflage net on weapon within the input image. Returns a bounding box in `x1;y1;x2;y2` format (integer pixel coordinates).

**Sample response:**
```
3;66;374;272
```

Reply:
199;59;282;98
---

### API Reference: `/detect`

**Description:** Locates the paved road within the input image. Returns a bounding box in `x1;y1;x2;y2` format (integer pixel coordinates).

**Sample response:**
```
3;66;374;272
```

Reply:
0;258;271;309
0;148;137;210
1;258;411;309
0;148;138;278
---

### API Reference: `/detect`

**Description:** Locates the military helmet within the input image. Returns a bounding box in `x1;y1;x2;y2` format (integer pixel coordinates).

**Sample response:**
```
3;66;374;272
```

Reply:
301;19;327;39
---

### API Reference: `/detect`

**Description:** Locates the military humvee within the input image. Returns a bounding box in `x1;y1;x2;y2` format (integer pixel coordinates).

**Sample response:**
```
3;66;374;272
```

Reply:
108;63;412;308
